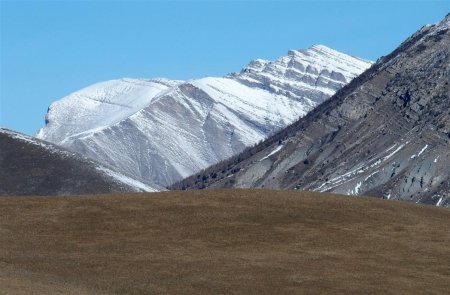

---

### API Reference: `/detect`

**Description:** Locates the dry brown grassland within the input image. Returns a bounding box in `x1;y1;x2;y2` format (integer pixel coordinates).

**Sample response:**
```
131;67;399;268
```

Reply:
1;189;449;294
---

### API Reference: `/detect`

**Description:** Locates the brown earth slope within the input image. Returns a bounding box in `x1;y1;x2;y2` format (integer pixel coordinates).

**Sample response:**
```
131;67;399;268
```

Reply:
1;190;449;294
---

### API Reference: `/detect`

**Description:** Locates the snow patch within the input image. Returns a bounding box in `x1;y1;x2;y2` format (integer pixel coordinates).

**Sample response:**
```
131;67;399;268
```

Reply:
260;145;284;161
315;142;407;193
96;166;159;192
384;144;406;161
349;182;362;195
410;144;428;159
418;144;428;156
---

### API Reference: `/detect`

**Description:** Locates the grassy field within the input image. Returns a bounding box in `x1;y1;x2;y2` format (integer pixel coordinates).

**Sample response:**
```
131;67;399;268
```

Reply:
1;189;449;294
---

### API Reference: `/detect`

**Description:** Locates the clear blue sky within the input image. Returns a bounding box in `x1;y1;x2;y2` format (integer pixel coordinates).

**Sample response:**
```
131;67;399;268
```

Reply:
1;1;448;135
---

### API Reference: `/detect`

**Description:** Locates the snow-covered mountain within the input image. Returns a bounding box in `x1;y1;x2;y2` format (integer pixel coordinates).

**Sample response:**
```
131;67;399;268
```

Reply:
37;45;372;187
1;128;162;195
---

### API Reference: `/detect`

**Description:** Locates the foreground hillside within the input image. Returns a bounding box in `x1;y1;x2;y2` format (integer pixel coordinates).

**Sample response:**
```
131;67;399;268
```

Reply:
1;190;449;294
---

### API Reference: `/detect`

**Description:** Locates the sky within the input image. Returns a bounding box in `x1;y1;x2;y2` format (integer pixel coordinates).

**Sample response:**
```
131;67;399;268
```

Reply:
1;1;448;136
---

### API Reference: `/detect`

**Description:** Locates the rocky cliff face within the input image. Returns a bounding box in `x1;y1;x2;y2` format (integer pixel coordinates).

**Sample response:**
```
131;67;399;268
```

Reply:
37;46;371;187
0;129;162;195
173;15;450;207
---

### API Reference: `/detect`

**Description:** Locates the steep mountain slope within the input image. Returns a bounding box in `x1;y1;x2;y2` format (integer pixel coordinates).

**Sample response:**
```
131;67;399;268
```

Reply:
0;128;162;195
173;15;450;207
37;46;371;186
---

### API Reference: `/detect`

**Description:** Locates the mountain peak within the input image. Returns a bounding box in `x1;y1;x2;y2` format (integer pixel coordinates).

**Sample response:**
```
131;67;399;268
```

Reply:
310;44;333;50
438;13;450;29
440;12;450;26
38;46;371;187
421;13;450;35
237;45;373;89
289;44;338;55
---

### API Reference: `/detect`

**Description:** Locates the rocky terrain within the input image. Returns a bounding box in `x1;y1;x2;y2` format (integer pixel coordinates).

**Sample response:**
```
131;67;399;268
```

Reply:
173;15;450;207
0;128;161;195
37;46;371;187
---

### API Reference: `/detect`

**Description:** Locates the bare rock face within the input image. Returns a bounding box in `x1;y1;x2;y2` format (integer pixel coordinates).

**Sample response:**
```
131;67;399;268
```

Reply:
174;15;450;207
37;46;371;187
0;129;162;196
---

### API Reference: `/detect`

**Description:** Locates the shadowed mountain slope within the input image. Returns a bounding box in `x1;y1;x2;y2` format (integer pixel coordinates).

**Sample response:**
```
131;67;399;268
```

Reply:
172;15;450;207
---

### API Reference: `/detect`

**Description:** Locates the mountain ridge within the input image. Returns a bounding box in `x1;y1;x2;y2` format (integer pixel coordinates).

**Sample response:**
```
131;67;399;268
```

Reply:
172;15;450;207
37;45;372;187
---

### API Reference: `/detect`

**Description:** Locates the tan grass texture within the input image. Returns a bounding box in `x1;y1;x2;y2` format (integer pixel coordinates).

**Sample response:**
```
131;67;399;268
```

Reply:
1;189;449;294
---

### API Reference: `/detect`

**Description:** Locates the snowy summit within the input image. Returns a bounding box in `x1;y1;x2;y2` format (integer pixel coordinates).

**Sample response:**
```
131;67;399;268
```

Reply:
37;45;372;187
